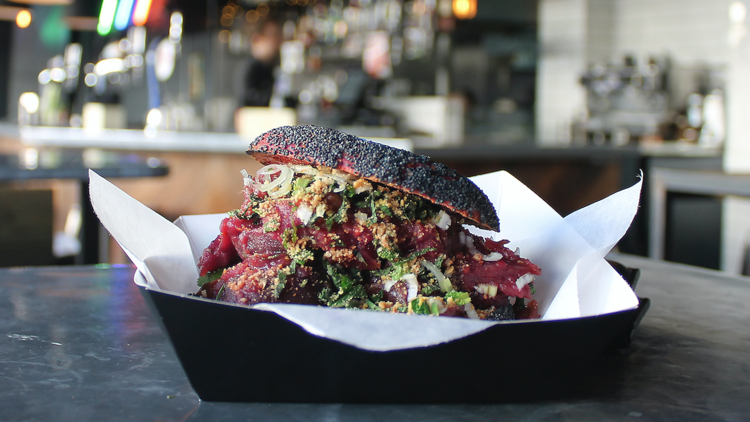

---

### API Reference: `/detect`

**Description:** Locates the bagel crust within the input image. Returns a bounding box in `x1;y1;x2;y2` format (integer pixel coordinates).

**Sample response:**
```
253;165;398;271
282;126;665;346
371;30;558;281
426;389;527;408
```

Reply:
247;125;499;231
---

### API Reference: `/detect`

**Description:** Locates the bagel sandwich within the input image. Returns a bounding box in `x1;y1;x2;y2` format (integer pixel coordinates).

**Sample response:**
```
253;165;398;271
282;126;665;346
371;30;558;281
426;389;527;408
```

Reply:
195;125;541;320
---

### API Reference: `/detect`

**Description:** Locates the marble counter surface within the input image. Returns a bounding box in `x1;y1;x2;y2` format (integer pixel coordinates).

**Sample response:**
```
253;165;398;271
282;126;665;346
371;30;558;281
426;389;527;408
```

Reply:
1;254;748;421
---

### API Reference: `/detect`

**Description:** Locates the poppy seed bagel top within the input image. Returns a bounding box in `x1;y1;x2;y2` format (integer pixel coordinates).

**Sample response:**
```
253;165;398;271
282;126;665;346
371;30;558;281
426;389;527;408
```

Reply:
246;125;499;231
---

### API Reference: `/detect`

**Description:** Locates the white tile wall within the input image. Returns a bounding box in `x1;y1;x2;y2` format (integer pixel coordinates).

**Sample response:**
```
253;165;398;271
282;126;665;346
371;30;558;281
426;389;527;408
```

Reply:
537;0;733;144
587;0;616;62
613;0;732;66
537;0;750;273
536;0;590;144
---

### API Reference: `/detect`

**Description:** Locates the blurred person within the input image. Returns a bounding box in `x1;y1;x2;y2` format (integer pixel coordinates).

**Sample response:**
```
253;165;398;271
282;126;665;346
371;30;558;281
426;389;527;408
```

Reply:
241;17;283;107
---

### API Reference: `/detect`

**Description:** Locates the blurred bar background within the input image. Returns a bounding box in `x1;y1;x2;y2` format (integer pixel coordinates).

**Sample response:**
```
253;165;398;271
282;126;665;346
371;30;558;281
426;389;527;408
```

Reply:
2;0;750;274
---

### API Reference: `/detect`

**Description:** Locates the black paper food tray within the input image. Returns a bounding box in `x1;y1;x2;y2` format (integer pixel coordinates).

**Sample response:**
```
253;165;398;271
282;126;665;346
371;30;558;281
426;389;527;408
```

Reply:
138;262;648;403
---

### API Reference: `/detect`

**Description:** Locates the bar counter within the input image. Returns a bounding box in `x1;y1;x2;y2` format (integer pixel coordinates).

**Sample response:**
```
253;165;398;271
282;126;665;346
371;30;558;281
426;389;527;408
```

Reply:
7;124;722;222
1;254;748;421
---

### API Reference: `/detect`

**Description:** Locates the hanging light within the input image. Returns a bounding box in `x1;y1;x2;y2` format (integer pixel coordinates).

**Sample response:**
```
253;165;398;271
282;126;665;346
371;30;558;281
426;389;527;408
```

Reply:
15;9;30;26
0;0;31;27
452;0;476;20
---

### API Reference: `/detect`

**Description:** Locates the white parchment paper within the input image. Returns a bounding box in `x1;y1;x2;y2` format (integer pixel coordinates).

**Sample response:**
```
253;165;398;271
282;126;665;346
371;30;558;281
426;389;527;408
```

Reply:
90;169;642;352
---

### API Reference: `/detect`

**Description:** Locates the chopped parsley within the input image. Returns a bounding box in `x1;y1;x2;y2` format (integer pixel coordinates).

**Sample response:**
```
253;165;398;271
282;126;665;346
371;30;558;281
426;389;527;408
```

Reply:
215;284;226;301
197;270;223;287
282;227;299;250
229;207;259;221
343;184;357;198
274;274;287;299
410;298;440;316
293;176;312;195
319;262;368;308
419;284;440;296
325;199;350;229
401;195;439;222
376;242;400;261
263;219;280;233
373;247;436;280
445;291;472;306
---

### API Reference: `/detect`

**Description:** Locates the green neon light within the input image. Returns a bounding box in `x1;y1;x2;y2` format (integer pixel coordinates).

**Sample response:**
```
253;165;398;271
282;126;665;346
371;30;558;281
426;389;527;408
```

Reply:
97;0;119;35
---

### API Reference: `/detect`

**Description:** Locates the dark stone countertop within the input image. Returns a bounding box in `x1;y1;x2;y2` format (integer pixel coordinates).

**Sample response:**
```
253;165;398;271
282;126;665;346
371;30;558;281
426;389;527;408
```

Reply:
1;254;748;421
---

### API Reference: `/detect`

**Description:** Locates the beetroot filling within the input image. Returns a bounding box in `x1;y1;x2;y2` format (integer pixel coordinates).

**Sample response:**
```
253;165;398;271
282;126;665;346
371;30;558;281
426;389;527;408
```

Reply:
196;166;541;320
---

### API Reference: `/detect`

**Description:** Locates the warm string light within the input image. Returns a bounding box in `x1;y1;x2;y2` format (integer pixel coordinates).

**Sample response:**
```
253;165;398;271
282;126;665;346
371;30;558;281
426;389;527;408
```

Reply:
452;0;476;19
16;9;31;27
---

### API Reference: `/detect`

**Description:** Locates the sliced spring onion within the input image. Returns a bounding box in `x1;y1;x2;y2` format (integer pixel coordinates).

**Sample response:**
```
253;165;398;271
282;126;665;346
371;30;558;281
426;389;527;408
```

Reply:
464;303;480;319
255;165;293;198
240;169;253;187
296;204;313;225
257;164;283;180
383;278;398;292
269;173;293;198
434;210;451;230
516;273;535;290
468;242;479;256
402;273;419;302
291;165;318;176
482;252;503;261
354;182;372;194
326;174;348;192
427;297;446;314
421;260;452;293
354;211;368;223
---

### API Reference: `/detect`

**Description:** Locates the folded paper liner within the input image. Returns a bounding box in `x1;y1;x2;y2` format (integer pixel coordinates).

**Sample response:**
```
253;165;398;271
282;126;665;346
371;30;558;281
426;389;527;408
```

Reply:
89;169;642;352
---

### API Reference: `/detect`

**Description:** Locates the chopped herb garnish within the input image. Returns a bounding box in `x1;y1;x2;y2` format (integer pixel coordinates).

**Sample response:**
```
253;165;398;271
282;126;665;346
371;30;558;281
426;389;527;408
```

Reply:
274;276;286;299
343;185;357;198
197;270;223;287
403;247;436;262
329;284;367;308
229;208;259;221
293;176;312;195
420;284;440;296
376;245;400;261
312;204;327;222
282;227;299;250
325;199;350;229
445;291;471;306
289;248;313;266
433;255;445;269
529;283;536;295
365;299;382;310
410;298;432;315
216;284;226;301
320;262;368;308
263;219;280;232
369;290;384;303
373;247;435;280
